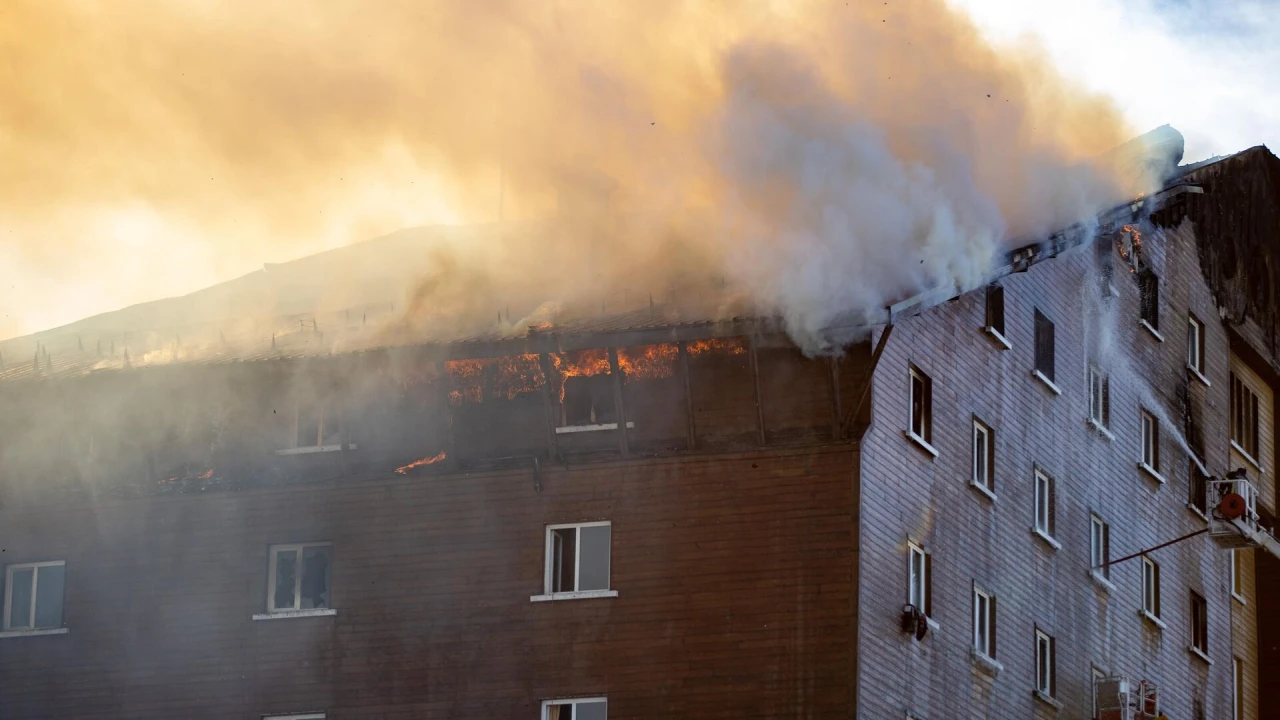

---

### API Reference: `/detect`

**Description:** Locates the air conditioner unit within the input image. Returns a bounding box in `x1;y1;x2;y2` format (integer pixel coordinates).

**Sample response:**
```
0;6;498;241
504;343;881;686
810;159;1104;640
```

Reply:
1209;476;1261;548
1094;675;1160;719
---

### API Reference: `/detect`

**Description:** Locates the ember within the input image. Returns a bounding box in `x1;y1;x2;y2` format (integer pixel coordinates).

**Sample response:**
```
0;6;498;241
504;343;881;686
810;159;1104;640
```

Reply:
395;451;447;474
687;337;747;356
619;343;678;382
1118;224;1143;273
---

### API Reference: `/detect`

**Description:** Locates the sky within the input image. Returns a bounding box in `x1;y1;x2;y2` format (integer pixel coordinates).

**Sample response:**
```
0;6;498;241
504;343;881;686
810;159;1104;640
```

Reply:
0;0;1276;341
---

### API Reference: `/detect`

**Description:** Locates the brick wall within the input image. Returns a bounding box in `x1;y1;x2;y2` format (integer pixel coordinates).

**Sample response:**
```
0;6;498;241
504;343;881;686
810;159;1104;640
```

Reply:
857;220;1237;719
0;447;856;719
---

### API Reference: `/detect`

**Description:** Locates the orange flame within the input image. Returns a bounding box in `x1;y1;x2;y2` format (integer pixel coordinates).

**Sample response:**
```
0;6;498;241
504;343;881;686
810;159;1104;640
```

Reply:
158;468;214;484
619;343;678;382
687;337;747;356
551;348;612;402
496;354;545;399
395;451;447;474
447;358;491;406
1118;224;1142;273
446;355;545;405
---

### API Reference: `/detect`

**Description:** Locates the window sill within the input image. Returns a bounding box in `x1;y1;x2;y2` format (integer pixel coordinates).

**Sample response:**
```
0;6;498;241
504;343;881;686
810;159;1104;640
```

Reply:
275;443;356;456
1033;689;1063;710
970;648;1003;677
983;326;1012;350
1090;571;1115;594
1086;417;1115;441
1188;645;1214;665
903;430;939;459
1139;319;1164;342
1232;591;1247;606
1188;365;1211;387
0;627;68;639
1031;370;1062;395
555;422;634;435
970;480;997;502
530;589;619;602
252;608;338;620
1229;440;1263;472
1187;503;1209;523
1030;527;1061;551
1137;462;1166;484
1140;609;1167;630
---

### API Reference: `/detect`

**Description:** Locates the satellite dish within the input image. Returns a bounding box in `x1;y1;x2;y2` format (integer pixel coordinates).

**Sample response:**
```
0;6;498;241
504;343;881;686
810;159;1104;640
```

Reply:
1220;492;1247;519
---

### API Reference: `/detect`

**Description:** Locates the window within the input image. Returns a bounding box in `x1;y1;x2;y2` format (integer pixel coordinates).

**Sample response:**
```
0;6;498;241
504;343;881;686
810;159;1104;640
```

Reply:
907;543;931;617
1034;310;1055;382
1189;460;1208;515
1140;409;1160;472
1231;550;1245;602
972;584;996;658
1035;628;1056;697
1231;373;1261;460
1089;365;1110;428
1190;590;1208;655
1091;667;1106;719
908;366;932;444
1142;556;1161;618
293;398;341;449
1188;315;1205;375
562;375;617;427
1139;270;1159;331
544;522;612;596
1090;515;1110;579
1034;469;1055;538
972;418;994;493
3;561;65;631
267;543;332;613
985;284;1006;338
1233;657;1244;720
543;697;607;720
265;715;325;720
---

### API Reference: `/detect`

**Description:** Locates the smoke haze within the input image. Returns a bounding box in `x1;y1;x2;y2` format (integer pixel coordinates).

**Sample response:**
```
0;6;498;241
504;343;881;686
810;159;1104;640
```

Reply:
0;0;1146;350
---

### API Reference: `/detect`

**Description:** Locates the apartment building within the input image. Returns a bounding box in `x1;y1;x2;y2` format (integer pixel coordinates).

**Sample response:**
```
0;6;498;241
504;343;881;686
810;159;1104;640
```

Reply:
1;145;1278;719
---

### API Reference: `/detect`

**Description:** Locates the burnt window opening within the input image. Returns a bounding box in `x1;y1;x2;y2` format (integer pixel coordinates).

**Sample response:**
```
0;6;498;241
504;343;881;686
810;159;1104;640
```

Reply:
1139;270;1160;331
1231;372;1261;460
1034;310;1055;382
291;398;342;449
1188;315;1206;375
1190;590;1209;654
1189;461;1209;515
984;284;1006;338
1097;238;1116;298
562;375;617;427
268;543;332;613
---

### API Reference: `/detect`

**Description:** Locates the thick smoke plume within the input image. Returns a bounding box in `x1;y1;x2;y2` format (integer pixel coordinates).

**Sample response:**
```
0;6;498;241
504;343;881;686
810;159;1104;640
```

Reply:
0;0;1147;350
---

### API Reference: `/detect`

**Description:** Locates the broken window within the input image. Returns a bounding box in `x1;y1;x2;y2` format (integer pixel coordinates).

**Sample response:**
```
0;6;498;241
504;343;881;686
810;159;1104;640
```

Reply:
984;284;1005;338
1189;460;1208;515
542;698;607;720
1139;270;1159;331
545;522;611;595
562;375;617;427
1190;590;1208;654
908;365;932;443
268;543;332;612
908;543;931;617
293;397;341;449
3;561;65;630
1034;310;1055;382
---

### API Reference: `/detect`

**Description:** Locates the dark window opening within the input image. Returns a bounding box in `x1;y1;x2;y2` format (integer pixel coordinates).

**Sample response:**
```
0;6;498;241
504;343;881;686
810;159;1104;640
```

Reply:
548;524;611;594
270;544;332;612
1231;373;1261;458
909;366;932;443
1139;270;1159;331
562;375;617;426
1190;461;1208;514
295;399;340;448
1034;310;1055;381
985;284;1005;337
1191;591;1208;653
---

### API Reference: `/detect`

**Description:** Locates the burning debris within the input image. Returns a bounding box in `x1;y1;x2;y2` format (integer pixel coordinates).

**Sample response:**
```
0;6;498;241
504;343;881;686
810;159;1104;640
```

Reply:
618;344;679;383
446;355;546;406
395;452;447;475
688;338;747;357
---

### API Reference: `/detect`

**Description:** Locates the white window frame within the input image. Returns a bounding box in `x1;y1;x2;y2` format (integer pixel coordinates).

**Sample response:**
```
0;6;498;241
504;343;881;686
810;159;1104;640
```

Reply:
972;584;994;658
541;697;608;720
1035;628;1055;697
534;522;617;602
1231;372;1262;464
1190;589;1209;656
1034;470;1053;537
1231;549;1246;603
1090;515;1109;580
971;418;994;495
1142;556;1160;619
908;543;929;617
1139;409;1161;478
266;542;333;614
908;365;933;450
3;560;66;631
1188;315;1204;375
276;397;354;455
1088;365;1110;431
